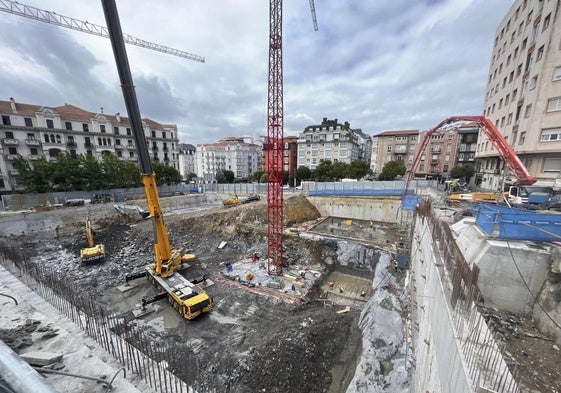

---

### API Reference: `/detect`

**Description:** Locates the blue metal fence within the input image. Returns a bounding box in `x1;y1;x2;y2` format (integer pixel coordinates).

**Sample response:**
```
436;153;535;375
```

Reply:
474;204;561;242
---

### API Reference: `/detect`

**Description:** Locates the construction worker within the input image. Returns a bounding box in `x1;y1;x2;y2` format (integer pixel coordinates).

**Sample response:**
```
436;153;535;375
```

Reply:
360;290;366;297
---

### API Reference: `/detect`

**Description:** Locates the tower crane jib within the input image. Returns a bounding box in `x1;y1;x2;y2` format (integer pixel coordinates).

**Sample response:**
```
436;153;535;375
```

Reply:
0;0;205;62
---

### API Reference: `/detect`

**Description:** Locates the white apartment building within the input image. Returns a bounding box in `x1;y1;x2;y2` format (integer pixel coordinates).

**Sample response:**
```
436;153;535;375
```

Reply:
178;143;196;180
0;98;181;192
297;118;364;170
195;137;262;183
480;0;561;190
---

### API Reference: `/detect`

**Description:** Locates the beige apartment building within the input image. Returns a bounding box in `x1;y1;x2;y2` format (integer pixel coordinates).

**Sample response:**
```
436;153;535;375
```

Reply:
0;98;181;192
371;130;418;174
479;0;561;190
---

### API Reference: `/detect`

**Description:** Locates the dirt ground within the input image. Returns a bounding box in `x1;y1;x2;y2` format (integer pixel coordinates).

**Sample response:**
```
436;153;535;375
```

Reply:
5;195;379;393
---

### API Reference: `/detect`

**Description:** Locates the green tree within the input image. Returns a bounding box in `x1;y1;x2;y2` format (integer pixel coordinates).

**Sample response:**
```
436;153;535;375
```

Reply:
215;172;227;183
13;156;54;193
53;153;83;191
378;161;406;181
348;159;372;179
253;170;265;183
449;164;475;182
187;172;198;182
153;162;182;185
313;160;333;181
259;172;268;183
330;161;349;180
80;154;106;190
222;170;235;183
295;166;312;182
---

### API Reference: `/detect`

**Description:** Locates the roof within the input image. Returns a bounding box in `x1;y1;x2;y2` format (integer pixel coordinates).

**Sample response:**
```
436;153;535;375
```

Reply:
376;129;419;137
0;99;168;130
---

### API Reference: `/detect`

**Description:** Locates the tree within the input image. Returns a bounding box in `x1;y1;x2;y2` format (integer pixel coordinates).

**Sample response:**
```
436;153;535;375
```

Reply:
259;172;268;183
13;156;53;193
313;160;333;181
187;172;198;182
348;159;372;179
295;166;312;182
153;162;182;185
253;170;265;183
222;170;235;183
215;172;227;183
449;164;475;182
378;161;406;181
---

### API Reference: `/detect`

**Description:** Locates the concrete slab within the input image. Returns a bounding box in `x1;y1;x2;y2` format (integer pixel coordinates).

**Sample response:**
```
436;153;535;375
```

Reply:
117;281;141;292
20;351;62;367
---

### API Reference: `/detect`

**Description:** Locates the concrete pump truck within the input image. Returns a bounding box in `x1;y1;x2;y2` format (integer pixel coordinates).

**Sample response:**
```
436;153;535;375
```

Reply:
101;0;212;320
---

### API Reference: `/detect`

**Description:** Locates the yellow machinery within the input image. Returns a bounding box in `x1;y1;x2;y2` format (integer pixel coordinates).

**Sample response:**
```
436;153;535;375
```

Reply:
103;0;211;320
447;192;501;203
80;217;105;263
222;195;241;207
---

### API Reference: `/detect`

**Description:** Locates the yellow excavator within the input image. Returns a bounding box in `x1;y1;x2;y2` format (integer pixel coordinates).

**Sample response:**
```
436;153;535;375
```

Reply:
80;217;105;263
103;0;212;320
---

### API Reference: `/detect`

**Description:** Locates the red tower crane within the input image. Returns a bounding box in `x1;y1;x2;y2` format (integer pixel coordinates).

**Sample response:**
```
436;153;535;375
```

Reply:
266;1;317;275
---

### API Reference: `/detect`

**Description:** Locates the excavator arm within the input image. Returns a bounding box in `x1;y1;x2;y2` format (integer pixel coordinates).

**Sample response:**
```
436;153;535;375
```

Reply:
85;217;95;248
404;115;535;195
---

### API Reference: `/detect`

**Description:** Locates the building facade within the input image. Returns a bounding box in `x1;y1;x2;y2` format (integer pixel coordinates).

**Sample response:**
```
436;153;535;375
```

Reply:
297;118;364;170
0;98;181;192
195;137;262;183
373;130;419;174
178;143;196;180
480;0;561;190
414;128;462;179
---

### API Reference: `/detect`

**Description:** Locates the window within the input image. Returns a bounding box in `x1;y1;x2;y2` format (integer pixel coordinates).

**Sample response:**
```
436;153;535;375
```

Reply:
65;121;72;130
553;66;561;81
515;104;523;121
524;104;532;118
24;117;32;127
82;123;89;132
151;131;156;138
30;148;38;155
26;133;35;140
501;116;506;127
44;134;49;143
8;147;17;155
530;75;538;90
46;119;54;129
387;146;392;152
540;128;561;142
114;126;119;134
543;158;561;172
100;125;106;133
547;97;561;112
521;37;527;49
499;98;503;109
513;89;518;99
5;131;14;139
543;13;551;31
505;94;510;104
519;131;526;144
1;115;11;125
126;128;131;136
511;131;518;145
537;45;544;61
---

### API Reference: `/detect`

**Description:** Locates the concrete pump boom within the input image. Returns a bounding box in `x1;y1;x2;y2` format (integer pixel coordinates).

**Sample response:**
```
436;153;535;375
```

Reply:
404;115;536;195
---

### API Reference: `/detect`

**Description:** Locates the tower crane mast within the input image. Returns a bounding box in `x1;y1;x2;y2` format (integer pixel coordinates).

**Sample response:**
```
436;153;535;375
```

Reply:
0;0;205;62
266;0;317;275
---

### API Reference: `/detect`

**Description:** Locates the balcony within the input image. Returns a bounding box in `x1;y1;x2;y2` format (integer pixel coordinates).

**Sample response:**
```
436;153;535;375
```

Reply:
66;141;77;147
84;142;93;148
9;169;19;176
2;138;19;145
430;159;440;165
126;144;136;150
25;139;41;146
6;154;22;161
27;154;44;161
128;157;137;161
114;144;124;150
163;147;169;152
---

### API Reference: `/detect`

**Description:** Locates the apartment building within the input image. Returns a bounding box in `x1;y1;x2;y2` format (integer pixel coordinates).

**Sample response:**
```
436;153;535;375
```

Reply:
196;137;262;183
297;118;365;170
414;127;467;179
372;130;419;174
480;0;561;190
178;143;196;180
0;98;180;192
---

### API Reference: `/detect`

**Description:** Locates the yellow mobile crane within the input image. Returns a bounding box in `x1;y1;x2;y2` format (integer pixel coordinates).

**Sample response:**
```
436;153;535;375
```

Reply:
80;217;105;263
102;0;212;319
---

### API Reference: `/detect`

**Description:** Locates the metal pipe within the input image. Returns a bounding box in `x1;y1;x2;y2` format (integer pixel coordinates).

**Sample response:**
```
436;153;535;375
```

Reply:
33;367;114;388
0;340;58;393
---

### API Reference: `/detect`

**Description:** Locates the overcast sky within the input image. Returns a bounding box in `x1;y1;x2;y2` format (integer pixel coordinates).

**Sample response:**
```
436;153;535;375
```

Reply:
0;0;514;145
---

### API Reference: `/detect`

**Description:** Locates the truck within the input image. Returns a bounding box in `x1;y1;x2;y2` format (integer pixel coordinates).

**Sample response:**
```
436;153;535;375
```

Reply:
80;217;105;263
102;0;212;320
404;116;536;204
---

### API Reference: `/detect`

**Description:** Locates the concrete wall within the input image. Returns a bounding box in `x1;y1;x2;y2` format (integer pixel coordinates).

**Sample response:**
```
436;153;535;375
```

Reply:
450;218;550;315
307;196;403;223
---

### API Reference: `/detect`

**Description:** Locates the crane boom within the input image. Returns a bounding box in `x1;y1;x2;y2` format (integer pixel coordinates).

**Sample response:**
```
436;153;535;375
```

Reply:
309;0;318;31
0;0;205;63
404;115;536;195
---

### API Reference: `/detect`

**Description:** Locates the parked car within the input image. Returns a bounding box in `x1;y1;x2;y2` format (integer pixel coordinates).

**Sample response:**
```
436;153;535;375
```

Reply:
242;194;261;204
547;195;561;212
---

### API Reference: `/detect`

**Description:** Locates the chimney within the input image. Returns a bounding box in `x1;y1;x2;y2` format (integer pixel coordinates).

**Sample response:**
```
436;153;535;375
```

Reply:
9;97;17;113
115;112;121;123
100;107;104;114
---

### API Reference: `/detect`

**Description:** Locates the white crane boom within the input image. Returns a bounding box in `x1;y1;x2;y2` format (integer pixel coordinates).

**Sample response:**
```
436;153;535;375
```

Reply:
0;0;205;63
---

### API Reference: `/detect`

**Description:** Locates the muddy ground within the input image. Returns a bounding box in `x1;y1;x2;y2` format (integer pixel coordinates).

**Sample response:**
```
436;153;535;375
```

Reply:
6;195;382;393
